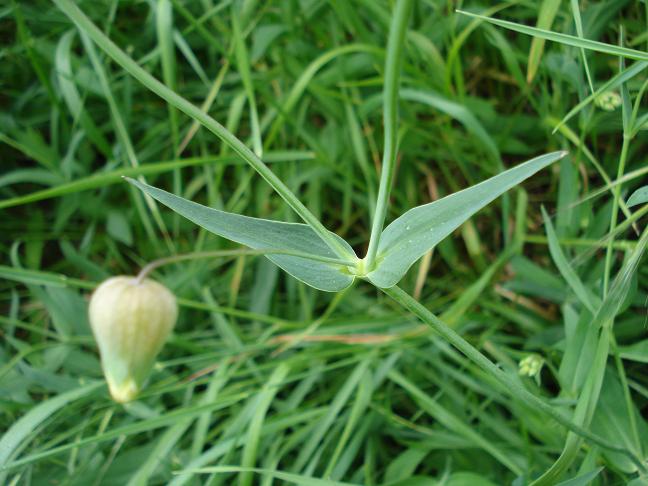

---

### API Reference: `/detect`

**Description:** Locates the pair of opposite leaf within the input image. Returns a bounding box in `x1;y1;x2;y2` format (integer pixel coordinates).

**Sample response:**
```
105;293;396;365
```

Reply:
92;152;565;403
127;150;567;291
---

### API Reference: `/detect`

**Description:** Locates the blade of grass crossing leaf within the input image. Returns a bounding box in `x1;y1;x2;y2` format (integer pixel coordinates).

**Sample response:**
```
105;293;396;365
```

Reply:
177;59;231;155
0;152;312;210
555;467;604;486
292;357;373;472
444;2;514;94
380;285;647;472
400;88;500;165
192;466;360;486
232;9;263;157
527;0;561;83
156;0;182;238
191;361;232;457
239;364;289;486
541;207;597;313
388;370;524;474
0;382;102;482
55;30;112;156
457;10;648;61
263;43;380;148
546;116;637;232
569;0;595;92
2;394;249;471
78;30;174;251
323;366;372;477
365;0;414;270
552;60;648;134
173;30;210;86
532;227;648;484
53;0;351;261
127;418;193;486
603;56;632;295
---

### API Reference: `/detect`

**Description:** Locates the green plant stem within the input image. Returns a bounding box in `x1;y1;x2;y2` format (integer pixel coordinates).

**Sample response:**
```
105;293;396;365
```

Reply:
380;284;647;472
136;249;356;283
53;0;352;262
602;134;631;295
364;0;413;271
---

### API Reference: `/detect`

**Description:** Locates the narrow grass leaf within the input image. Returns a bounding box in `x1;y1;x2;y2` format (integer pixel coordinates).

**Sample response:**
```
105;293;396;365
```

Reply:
127;178;357;292
232;10;263;157
400;88;500;164
541;207;598;313
555;467;604;486
367;151;566;288
0;382;102;475
53;0;351;260
457;10;648;61
0;152;312;210
527;0;562;83
388;370;524;475
190;466;360;486
240;364;289;486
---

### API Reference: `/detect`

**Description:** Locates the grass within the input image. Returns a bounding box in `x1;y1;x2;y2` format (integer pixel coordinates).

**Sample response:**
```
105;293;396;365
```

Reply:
1;1;647;485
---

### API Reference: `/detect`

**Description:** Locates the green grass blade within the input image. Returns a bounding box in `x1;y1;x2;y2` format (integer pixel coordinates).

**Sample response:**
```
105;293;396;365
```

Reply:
0;153;312;209
52;0;351;261
527;0;562;83
239;364;289;486
0;382;102;477
457;10;648;61
232;9;263;158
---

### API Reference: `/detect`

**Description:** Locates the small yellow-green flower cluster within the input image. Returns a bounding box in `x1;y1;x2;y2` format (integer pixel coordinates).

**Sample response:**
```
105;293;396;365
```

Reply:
594;91;621;111
518;354;544;379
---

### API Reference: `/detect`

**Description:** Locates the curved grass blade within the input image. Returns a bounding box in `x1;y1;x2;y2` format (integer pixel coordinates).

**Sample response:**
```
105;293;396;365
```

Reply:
367;151;566;288
189;466;360;486
0;152;312;210
0;382;102;481
127;179;357;292
401;88;500;164
457;10;648;62
53;0;351;261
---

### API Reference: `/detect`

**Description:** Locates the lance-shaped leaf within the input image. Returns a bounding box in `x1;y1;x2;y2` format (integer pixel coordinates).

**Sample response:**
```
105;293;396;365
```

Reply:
367;151;567;288
127;179;357;292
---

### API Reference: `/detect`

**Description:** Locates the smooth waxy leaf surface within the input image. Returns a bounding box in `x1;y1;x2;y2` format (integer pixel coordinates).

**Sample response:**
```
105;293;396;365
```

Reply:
367;151;567;288
627;186;648;207
128;179;356;292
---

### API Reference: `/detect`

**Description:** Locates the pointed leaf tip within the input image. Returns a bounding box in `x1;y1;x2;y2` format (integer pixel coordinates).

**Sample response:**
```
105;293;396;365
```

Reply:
367;151;563;288
127;179;356;292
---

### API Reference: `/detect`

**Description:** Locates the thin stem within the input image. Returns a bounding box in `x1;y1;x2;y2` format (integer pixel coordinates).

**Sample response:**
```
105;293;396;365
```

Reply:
380;284;647;472
136;249;357;283
602;134;631;296
364;0;413;271
53;0;351;262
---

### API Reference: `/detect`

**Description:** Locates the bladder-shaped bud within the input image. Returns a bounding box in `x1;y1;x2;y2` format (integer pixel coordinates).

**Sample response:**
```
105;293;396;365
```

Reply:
88;276;177;403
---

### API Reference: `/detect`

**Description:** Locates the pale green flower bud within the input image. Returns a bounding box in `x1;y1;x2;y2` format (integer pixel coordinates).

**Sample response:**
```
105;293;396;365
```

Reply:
89;276;177;403
518;354;544;379
594;91;621;111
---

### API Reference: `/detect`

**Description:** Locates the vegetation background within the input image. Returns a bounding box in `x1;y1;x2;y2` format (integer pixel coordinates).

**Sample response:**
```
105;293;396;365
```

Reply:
1;0;647;484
